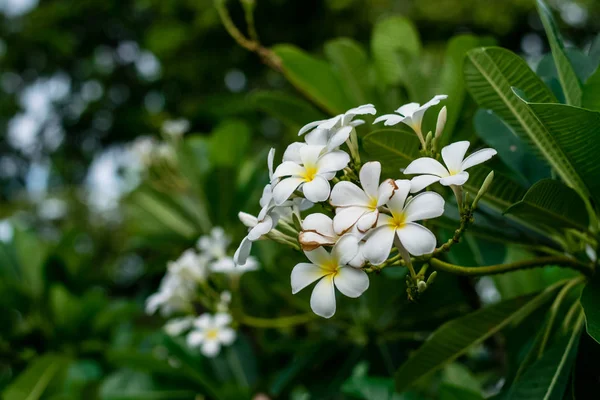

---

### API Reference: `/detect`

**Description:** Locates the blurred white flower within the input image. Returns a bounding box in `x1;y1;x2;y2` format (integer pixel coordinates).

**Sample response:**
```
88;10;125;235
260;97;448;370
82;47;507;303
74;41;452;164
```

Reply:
164;316;195;336
329;161;396;234
363;180;445;264
187;313;236;357
162;118;190;138
211;255;259;275
374;95;447;133
145;274;195;317
197;227;230;260
216;291;232;312
404;141;497;192
168;249;209;283
272;144;349;204
291;235;369;318
0;220;13;243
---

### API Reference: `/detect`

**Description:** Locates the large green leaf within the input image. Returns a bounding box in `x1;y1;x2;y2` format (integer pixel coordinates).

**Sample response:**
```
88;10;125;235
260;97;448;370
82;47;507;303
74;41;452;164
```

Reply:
3;354;70;400
362;127;421;176
524;102;600;206
507;324;582;399
273;44;353;114
371;16;421;87
464;47;591;202
250;90;325;131
439;34;495;145
209;119;251;168
324;38;374;105
581;272;600;344
536;0;582;106
394;286;562;392
504;179;589;232
473;109;550;186
582;67;600;112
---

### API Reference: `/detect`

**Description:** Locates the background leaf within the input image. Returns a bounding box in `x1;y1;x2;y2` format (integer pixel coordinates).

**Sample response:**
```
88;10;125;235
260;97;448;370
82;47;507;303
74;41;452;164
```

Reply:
581;273;600;344
2;354;70;400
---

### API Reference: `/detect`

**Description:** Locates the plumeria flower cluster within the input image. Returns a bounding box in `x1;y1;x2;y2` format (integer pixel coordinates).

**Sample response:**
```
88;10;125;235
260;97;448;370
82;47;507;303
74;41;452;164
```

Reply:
146;227;257;357
235;96;497;318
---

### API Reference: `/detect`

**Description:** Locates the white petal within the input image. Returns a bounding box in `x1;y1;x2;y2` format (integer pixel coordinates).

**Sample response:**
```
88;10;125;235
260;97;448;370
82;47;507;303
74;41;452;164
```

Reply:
396;222;437;256
317;115;342;130
363;225;396;265
359;161;381;198
345;104;376;118
201;339;221;357
374;114;404;126
330;181;370;207
247;216;273;240
461;148;497;171
441;141;470;173
218;328;236;345
327;126;353;150
165;317;194;336
333;206;368;234
403;192;445;222
291;263;329;294
304;246;332;266
267;148;276;179
409;175;441;193
214;313;232;327
302;175;331;202
299;144;326;166
238;212;257;228
350;119;365;127
332;234;359;265
283;142;305;163
299;231;336;250
404;157;449;177
187;331;205;347
334;267;369;298
348;242;367;268
233;237;252;265
302;213;335;237
396;102;420;116
376;179;397;206
193;314;212;329
305;128;330;145
387;180;411;214
273;161;305;179
273;177;304;205
356;210;378;232
439;172;469;186
310;276;336;318
317;150;350;173
299;120;325;136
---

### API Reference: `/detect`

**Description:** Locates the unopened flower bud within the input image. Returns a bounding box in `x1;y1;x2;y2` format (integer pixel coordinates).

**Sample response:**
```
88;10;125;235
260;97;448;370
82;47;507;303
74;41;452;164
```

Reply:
425;131;433;151
426;271;437;286
435;106;447;138
417;280;427;293
472;171;494;210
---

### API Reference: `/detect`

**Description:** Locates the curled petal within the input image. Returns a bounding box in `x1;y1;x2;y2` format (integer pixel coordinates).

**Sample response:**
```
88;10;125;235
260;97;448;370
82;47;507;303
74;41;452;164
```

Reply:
374;114;405;126
409;175;441;193
376;179;397;206
233;237;253;265
439;172;469;186
461;148;497;171
356;210;378;233
334;266;369;298
327;126;353;149
302;213;335;237
273;177;303;205
404;157;449;177
247;216;273;240
299;231;336;251
333;206;368;234
299;119;325;136
387;180;411;214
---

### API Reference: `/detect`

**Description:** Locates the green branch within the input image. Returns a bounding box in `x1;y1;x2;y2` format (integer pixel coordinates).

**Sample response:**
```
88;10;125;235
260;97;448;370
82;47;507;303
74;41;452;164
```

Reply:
429;256;594;277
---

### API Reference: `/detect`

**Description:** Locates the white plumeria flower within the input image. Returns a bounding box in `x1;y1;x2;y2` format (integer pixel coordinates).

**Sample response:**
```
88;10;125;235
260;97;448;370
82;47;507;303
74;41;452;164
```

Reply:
404;141;497;193
167;249;209;283
197;227;230;260
291;235;369;318
298;104;377;150
329;161;396;234
164;316;195;336
187;313;236;357
211;255;259;275
216;291;232;312
298;213;367;267
374;95;447;138
363;180;445;265
272;144;349;205
145;274;195;317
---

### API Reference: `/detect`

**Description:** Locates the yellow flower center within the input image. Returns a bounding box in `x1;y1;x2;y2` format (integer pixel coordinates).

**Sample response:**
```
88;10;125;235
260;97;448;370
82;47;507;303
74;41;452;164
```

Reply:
448;169;459;176
205;328;219;340
322;259;340;275
302;164;318;182
392;212;406;229
368;196;379;210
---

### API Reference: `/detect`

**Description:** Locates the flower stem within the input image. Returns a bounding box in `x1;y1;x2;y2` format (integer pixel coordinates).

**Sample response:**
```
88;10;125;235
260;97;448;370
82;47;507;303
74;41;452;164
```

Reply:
428;256;594;278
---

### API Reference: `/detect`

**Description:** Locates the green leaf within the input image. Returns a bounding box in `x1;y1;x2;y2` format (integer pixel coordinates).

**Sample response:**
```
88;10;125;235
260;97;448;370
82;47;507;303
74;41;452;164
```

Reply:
362;127;421;176
473;109;550;185
3;354;70;400
394;287;562;392
371;16;421;86
581;272;600;344
99;369;194;400
324;38;374;105
581;67;600;112
536;0;582;106
209;119;251;168
524;102;600;207
504;179;589;232
462;166;526;213
439;385;484;400
273;44;353;114
250;90;326;130
464;47;591;203
439;34;495;145
507;325;582;399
